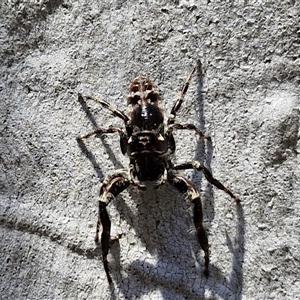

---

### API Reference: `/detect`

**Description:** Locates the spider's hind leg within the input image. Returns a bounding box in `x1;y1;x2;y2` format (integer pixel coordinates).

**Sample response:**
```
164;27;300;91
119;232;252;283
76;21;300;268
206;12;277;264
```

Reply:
173;160;240;202
96;169;130;283
168;172;209;276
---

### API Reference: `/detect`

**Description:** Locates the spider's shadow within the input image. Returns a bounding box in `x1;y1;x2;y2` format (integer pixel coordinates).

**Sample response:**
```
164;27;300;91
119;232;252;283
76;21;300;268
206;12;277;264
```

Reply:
77;94;124;181
77;64;244;299
193;62;245;299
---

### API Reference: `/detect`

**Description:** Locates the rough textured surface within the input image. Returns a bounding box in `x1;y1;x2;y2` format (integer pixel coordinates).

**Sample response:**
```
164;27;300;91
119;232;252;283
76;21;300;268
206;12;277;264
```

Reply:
0;0;299;299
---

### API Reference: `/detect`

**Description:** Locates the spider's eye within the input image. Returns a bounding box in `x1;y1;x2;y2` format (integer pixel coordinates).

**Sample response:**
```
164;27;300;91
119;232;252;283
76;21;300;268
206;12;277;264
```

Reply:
133;95;140;104
128;95;140;105
147;92;159;103
131;85;139;93
145;83;152;90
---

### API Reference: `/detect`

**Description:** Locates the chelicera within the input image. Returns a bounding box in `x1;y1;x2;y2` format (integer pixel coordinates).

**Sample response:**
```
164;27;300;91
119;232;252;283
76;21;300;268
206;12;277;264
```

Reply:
77;63;239;283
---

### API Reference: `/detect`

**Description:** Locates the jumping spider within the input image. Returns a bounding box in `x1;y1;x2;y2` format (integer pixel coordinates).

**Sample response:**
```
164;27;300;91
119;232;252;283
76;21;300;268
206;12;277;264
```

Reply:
77;62;239;283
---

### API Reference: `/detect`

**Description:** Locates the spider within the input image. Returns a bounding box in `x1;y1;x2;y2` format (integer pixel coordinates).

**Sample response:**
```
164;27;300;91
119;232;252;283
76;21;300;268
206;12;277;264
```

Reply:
77;62;239;283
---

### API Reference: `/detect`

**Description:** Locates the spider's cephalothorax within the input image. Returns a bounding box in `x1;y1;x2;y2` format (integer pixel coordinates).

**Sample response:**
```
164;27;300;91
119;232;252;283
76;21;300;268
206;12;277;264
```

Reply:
77;63;240;283
128;76;164;131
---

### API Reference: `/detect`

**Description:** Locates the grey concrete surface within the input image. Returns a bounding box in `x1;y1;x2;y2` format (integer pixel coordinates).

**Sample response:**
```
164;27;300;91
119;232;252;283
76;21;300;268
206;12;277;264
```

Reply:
0;0;299;299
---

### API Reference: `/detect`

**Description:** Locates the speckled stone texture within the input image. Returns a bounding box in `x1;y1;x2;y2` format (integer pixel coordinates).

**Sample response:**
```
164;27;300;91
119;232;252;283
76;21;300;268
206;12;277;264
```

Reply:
0;0;299;299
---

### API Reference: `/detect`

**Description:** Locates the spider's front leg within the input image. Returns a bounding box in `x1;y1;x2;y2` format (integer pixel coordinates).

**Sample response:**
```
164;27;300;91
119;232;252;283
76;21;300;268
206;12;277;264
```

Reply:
77;93;130;147
173;160;240;202
168;172;209;276
96;170;130;283
78;93;129;124
167;65;197;126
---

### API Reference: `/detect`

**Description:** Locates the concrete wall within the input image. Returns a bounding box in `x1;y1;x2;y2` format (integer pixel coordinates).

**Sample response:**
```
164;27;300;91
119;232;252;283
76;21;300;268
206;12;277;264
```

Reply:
1;0;299;299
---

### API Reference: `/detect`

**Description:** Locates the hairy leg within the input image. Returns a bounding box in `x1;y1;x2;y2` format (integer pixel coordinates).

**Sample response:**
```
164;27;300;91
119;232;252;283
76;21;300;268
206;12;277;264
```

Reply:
96;170;130;283
173;160;240;202
78;93;129;123
166;123;211;140
168;172;209;276
167;62;200;126
77;127;123;140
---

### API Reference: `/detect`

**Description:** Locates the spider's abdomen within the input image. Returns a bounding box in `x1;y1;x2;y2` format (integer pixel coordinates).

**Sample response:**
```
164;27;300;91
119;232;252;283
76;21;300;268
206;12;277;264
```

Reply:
128;131;168;181
134;155;164;181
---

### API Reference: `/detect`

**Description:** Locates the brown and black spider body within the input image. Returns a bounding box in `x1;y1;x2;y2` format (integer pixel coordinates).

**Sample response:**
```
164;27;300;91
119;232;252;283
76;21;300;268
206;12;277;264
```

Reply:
126;76;168;183
77;63;239;283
